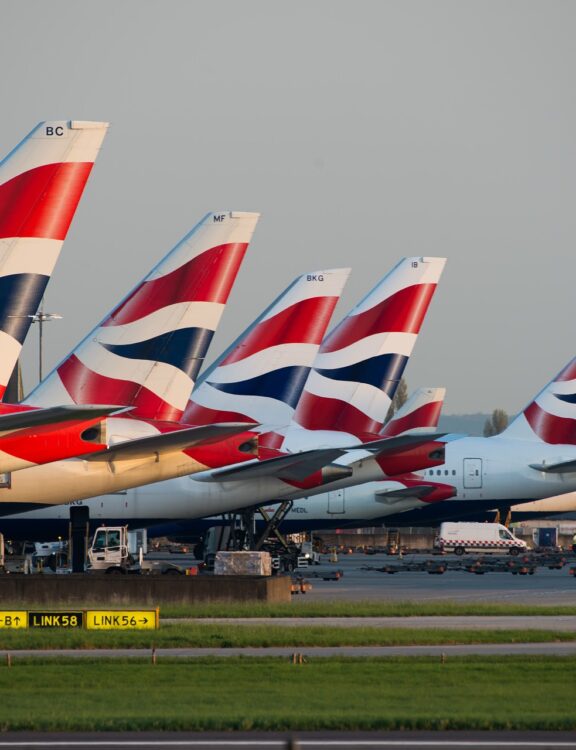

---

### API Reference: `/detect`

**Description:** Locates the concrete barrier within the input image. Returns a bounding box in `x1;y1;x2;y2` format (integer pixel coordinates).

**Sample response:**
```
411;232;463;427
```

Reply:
0;574;292;605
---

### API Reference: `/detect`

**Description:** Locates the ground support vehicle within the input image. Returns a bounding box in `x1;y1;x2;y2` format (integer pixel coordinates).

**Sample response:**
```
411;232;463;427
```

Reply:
87;526;191;575
361;559;448;575
361;551;569;576
301;568;344;581
434;522;527;556
199;505;321;573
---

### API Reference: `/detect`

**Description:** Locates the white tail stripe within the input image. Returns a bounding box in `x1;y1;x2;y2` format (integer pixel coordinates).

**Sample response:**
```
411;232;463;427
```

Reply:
146;212;259;281
314;332;417;369
534;390;576;420
546;378;576;394
0;238;62;277
205;343;318;385
0;333;21;388
304;370;392;421
190;386;295;426
97;301;225;346
75;346;193;412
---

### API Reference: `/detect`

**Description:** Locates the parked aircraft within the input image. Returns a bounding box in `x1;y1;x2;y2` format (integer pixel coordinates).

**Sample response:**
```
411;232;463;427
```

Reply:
153;386;455;539
355;357;576;527
184;355;576;535
0;120;125;471
143;351;576;538
0;211;261;515
0;257;448;536
273;356;576;531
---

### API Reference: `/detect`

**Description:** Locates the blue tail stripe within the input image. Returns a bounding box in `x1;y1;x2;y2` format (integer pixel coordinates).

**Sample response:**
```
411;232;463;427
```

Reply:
315;353;408;397
555;393;576;405
207;365;310;408
0;273;49;344
101;327;215;381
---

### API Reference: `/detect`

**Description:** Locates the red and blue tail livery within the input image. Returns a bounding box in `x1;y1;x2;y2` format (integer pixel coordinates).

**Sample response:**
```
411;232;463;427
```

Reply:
0;120;108;397
26;212;260;422
290;257;446;441
183;268;350;429
380;387;445;438
502;357;576;445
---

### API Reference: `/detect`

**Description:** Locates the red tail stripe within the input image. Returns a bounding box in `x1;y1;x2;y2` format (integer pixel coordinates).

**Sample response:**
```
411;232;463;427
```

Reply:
380;401;443;438
321;284;436;353
295;391;383;435
258;431;285;451
105;243;248;327
57;355;184;422
220;296;340;366
0;162;94;240
182;400;257;427
524;401;576;445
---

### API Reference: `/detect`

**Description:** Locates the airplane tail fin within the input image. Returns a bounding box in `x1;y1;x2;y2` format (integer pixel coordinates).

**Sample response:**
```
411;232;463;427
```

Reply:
500;357;576;444
25;211;259;421
380;387;445;438
0;120;108;397
183;268;350;432
290;257;446;438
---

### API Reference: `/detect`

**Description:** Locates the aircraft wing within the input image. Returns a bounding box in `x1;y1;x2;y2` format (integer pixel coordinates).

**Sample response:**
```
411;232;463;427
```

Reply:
375;484;437;500
85;423;255;462
194;447;348;482
356;433;447;455
530;459;576;474
374;485;440;505
0;405;126;434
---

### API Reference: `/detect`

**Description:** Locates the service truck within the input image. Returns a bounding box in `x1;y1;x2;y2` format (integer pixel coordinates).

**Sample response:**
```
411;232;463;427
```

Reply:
87;526;189;574
434;522;528;556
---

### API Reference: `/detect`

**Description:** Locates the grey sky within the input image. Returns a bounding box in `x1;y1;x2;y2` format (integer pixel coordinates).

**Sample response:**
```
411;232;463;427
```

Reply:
2;1;575;414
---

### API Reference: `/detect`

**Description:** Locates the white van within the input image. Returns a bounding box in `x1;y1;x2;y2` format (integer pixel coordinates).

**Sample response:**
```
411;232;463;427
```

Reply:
435;522;528;556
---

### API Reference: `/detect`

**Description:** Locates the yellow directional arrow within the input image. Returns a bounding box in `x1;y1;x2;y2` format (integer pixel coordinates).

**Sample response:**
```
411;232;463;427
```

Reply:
0;611;27;629
86;609;159;630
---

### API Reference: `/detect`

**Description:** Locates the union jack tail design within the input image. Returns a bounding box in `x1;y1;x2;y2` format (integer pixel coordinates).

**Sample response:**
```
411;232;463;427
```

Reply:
500;357;576;444
183;268;350;431
0;120;108;398
25;212;259;422
290;257;446;440
380;387;445;438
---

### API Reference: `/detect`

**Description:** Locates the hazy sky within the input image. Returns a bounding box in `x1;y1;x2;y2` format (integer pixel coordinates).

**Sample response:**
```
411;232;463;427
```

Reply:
2;1;575;414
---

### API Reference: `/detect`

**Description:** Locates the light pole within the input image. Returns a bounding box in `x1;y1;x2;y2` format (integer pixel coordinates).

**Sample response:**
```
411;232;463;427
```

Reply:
33;307;63;382
10;302;63;383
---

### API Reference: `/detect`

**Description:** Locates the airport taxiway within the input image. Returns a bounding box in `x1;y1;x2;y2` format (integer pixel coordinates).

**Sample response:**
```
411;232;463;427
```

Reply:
287;552;576;604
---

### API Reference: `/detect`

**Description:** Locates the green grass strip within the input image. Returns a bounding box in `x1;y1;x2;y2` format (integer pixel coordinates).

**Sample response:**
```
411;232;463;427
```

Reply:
0;623;575;649
0;656;574;731
4;599;576;618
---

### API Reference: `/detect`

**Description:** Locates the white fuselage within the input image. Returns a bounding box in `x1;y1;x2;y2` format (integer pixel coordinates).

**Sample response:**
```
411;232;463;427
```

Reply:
0;416;228;516
3;434;576;538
